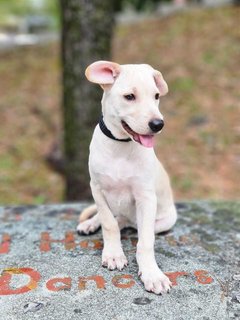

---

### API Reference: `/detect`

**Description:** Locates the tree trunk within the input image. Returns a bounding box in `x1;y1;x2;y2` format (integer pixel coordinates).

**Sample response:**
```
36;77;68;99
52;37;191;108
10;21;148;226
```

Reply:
60;0;115;201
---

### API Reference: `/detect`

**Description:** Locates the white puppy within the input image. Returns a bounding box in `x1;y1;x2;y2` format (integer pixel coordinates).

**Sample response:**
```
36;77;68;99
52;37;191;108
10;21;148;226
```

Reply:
77;61;177;294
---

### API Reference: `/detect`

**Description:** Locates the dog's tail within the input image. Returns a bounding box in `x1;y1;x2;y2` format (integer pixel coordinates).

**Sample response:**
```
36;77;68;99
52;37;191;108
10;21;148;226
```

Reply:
79;204;97;223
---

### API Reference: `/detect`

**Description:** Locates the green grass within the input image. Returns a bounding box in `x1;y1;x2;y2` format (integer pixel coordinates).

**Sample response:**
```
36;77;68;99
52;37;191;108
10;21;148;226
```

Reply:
171;77;196;92
113;5;240;200
0;0;60;30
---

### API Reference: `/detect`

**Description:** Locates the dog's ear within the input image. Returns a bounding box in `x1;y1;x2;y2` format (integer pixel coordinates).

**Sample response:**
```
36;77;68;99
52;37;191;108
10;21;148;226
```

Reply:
85;61;121;88
153;70;168;96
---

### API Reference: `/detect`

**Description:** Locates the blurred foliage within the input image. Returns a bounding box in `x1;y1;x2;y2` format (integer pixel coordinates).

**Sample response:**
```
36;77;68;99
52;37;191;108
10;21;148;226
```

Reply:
114;0;171;12
0;0;171;20
0;0;59;15
0;0;176;31
0;0;34;17
0;0;60;28
0;44;62;205
113;5;240;200
0;0;172;32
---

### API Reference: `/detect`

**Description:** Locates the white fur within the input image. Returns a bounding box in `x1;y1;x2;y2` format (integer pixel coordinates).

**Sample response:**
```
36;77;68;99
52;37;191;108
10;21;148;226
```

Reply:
77;62;177;294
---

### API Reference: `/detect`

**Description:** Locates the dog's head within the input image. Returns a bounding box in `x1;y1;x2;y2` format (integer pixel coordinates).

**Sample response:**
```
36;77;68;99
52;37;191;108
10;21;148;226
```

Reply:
85;61;168;148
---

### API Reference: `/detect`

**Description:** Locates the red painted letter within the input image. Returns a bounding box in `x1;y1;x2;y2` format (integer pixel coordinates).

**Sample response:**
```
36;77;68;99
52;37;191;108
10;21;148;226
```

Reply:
40;232;76;252
112;275;135;289
46;277;72;291
0;234;11;254
194;270;214;284
165;271;189;286
80;239;103;250
78;276;105;290
0;268;40;295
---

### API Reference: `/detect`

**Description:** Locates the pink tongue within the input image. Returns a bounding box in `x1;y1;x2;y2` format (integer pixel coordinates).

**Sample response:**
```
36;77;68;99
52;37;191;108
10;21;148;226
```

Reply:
138;134;155;148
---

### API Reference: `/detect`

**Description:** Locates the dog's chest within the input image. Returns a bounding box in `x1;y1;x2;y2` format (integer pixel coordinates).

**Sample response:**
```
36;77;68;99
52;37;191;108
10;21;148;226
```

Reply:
90;155;136;216
89;130;155;193
92;157;135;190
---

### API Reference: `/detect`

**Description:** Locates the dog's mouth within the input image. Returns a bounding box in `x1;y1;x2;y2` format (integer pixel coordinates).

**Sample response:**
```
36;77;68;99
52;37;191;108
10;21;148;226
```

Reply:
121;120;155;148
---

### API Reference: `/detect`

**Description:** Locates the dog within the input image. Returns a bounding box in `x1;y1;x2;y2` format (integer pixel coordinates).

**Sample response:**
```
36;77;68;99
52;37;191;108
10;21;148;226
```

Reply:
77;61;177;294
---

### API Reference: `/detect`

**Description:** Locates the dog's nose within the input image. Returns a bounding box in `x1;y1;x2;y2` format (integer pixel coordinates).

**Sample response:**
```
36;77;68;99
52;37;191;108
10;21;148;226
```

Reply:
148;119;164;133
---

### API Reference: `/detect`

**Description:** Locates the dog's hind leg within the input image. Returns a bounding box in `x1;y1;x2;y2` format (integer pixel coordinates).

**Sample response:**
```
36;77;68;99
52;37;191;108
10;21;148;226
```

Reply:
77;213;101;235
79;204;97;223
77;213;135;236
154;205;177;234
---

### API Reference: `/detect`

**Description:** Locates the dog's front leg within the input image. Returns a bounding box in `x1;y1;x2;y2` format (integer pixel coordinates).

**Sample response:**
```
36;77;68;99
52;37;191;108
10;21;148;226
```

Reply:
90;181;128;270
135;191;172;294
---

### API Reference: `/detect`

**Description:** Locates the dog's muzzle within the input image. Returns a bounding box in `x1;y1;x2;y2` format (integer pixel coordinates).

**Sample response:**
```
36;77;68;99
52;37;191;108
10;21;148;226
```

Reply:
121;120;157;148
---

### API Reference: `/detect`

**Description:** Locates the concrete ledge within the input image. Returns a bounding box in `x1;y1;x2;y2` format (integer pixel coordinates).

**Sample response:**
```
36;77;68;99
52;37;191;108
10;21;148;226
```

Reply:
0;201;239;319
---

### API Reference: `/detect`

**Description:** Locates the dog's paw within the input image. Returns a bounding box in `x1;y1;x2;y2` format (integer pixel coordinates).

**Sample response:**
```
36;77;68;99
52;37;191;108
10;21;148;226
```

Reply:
139;268;172;294
102;249;128;271
77;219;100;235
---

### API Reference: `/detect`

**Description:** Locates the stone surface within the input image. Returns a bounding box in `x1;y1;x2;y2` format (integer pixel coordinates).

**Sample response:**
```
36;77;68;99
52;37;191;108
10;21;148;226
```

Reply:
0;201;239;320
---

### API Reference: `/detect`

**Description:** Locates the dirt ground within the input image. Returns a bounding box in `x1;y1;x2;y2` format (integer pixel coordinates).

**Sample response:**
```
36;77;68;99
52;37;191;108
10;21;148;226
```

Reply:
0;6;239;205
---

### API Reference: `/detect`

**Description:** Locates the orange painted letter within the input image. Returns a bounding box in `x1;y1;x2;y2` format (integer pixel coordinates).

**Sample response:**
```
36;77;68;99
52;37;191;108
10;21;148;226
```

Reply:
46;277;72;291
78;275;105;290
194;270;213;284
165;271;189;286
40;231;76;252
0;268;40;295
112;275;135;289
0;234;11;254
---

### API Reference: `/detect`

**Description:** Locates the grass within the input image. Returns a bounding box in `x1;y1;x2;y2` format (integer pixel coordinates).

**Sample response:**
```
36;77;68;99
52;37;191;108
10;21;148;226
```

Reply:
0;44;63;204
0;0;60;30
113;5;240;200
0;5;239;204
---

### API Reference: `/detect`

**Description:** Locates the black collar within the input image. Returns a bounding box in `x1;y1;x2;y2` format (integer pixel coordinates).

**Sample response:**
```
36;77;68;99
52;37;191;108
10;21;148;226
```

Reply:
99;116;132;142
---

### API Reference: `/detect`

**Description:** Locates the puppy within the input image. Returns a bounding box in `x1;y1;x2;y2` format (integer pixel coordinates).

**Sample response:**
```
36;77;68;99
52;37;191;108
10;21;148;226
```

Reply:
77;61;177;294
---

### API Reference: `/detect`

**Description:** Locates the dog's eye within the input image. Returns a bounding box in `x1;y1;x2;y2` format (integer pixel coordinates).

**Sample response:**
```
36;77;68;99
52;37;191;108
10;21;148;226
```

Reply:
124;94;136;101
155;93;160;100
